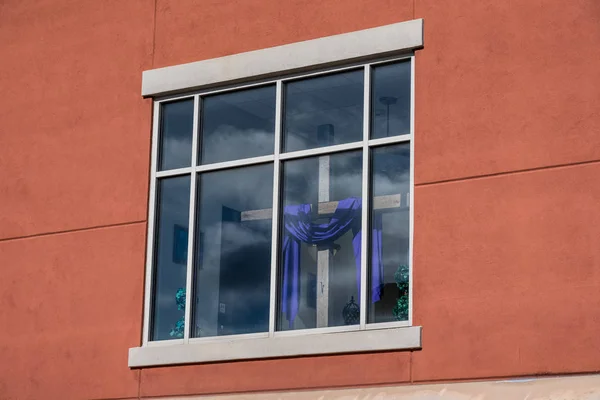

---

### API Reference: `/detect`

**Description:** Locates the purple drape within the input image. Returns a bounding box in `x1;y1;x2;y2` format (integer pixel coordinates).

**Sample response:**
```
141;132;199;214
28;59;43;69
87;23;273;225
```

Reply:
281;197;383;328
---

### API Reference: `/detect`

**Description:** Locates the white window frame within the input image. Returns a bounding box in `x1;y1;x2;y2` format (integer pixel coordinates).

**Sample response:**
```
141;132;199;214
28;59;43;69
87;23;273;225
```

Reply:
129;19;423;368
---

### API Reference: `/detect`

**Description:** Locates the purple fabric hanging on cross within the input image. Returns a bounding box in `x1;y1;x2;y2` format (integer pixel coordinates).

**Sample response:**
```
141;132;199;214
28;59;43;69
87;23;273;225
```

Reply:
281;197;384;328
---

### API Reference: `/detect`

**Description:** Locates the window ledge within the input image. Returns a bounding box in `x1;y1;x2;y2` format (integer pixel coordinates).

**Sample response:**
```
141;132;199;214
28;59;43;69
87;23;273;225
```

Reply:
128;326;421;368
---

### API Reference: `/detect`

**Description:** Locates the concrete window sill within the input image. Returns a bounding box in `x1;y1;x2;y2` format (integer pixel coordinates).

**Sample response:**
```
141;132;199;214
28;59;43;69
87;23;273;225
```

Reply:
129;326;421;368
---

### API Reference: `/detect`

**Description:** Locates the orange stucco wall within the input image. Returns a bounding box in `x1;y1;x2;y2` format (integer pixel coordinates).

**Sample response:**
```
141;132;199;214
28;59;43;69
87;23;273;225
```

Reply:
0;0;599;399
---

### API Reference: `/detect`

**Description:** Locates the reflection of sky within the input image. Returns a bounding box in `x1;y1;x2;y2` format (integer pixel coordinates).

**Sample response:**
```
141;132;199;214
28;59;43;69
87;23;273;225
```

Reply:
282;151;363;206
159;99;194;171
193;164;273;337
201;85;276;164
152;175;190;340
284;70;364;152
371;144;411;323
371;61;411;139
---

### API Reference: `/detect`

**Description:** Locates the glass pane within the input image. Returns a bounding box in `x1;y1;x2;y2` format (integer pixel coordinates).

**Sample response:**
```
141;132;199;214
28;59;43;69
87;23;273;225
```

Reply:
368;144;411;323
371;61;411;139
192;164;273;337
283;70;364;152
159;99;194;171
200;85;276;164
151;175;191;341
278;151;362;331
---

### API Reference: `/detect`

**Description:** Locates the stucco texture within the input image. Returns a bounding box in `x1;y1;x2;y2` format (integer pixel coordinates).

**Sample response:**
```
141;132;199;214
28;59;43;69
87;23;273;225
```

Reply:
0;0;600;399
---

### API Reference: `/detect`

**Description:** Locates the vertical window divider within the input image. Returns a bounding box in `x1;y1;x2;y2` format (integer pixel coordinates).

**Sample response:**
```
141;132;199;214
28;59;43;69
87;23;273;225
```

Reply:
408;56;415;326
183;95;200;342
142;102;161;345
268;80;283;336
359;65;371;329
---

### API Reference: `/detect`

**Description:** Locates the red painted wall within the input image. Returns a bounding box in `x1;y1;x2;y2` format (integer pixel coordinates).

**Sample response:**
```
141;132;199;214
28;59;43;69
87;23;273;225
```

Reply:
0;0;599;399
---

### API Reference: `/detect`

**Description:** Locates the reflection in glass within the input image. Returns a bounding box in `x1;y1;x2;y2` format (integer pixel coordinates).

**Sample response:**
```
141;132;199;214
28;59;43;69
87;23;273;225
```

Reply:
283;70;364;152
192;164;274;337
369;144;410;323
278;151;362;331
200;86;276;164
371;61;411;139
151;176;191;341
159;99;194;171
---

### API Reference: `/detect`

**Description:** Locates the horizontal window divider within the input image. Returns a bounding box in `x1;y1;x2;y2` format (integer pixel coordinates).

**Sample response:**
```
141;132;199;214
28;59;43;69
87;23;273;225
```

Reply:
280;142;363;160
273;324;360;338
145;338;184;347
155;167;193;178
195;155;275;173
368;134;412;147
365;320;412;330
129;326;422;367
188;332;269;344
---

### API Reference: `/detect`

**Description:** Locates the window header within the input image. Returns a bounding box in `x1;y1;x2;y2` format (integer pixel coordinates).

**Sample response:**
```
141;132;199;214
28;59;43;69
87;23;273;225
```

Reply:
141;18;423;97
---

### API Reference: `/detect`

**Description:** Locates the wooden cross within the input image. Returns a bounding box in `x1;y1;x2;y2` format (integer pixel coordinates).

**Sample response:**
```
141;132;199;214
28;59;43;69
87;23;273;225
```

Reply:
238;154;407;329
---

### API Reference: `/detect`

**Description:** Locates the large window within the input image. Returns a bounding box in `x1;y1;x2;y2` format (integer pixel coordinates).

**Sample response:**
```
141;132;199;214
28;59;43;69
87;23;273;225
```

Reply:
146;57;413;346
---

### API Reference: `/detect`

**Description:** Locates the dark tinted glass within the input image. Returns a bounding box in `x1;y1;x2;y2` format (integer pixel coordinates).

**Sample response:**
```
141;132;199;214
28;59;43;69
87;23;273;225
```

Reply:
278;151;362;331
368;144;410;323
200;86;276;164
283;70;364;152
151;176;191;340
192;164;274;337
159;99;194;170
371;61;411;139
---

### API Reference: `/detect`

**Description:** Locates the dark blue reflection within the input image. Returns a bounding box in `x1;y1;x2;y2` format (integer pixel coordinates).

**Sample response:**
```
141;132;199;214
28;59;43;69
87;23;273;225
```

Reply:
192;164;274;337
159;99;194;171
371;61;411;139
369;144;411;323
200;86;276;164
284;70;364;152
151;176;190;341
278;151;362;331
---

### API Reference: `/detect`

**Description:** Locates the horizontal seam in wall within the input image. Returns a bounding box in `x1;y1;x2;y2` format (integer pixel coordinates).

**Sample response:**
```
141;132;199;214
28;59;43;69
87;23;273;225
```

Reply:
416;158;600;187
0;220;147;243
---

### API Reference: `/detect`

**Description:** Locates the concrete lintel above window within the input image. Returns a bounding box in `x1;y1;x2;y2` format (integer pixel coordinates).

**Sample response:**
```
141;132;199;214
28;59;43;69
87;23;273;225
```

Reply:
141;19;423;97
128;326;421;368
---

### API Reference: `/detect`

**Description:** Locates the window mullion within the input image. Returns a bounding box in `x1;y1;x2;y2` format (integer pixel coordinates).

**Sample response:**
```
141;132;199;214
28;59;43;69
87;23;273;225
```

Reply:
359;65;371;329
142;102;161;345
408;55;415;325
183;95;200;342
268;80;283;336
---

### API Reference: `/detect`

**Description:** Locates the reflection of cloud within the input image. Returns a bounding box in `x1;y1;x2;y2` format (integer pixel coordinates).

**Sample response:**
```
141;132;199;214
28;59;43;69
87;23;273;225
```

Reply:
199;164;273;218
162;136;192;169
373;170;410;197
202;126;274;164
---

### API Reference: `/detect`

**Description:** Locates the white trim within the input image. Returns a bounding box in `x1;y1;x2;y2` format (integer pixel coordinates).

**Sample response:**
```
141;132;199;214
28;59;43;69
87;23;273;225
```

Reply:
141;104;160;345
129;326;421;367
188;332;268;344
183;95;200;342
268;81;283;336
141;19;423;97
359;65;370;328
156;167;193;178
279;141;363;160
368;134;412;147
195;154;274;173
274;324;359;338
408;55;415;325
